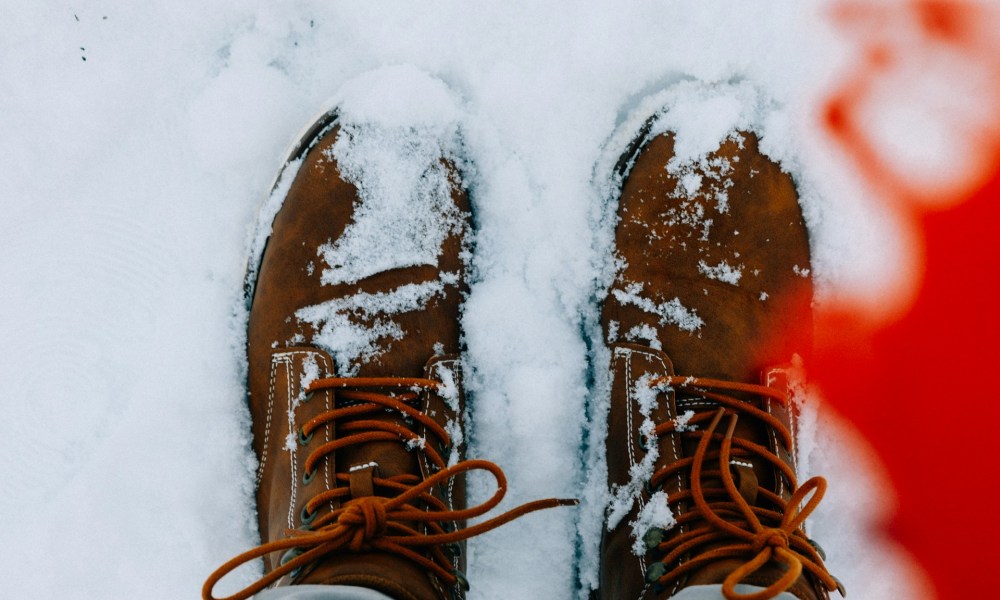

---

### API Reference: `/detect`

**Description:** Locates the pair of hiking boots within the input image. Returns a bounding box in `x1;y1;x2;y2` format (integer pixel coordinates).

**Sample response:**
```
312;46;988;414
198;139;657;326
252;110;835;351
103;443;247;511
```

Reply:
203;106;842;600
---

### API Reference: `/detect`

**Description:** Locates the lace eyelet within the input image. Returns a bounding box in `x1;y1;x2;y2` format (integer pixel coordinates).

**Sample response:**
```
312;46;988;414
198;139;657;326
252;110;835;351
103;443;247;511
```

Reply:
280;547;305;580
280;547;302;566
302;469;316;485
643;527;665;550
300;504;317;526
808;537;827;561
453;568;470;592
834;576;847;596
645;561;667;583
298;427;314;446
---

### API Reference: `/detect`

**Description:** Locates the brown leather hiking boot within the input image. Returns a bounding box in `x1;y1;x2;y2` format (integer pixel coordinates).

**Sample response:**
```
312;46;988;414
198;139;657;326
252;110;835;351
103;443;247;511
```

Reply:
598;125;843;600
204;110;572;600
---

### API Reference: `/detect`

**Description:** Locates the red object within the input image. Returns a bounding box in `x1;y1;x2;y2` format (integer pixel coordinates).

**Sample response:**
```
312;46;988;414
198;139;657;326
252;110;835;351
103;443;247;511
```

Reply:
817;2;1000;598
813;167;1000;600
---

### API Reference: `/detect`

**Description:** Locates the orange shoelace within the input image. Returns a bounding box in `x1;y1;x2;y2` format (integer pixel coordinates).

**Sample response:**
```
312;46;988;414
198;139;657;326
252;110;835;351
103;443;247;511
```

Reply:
203;377;577;600
643;376;844;600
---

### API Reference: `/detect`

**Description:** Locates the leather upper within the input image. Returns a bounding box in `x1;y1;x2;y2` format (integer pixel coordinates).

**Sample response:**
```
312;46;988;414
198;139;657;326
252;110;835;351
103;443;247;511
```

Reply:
598;128;836;600
246;115;471;600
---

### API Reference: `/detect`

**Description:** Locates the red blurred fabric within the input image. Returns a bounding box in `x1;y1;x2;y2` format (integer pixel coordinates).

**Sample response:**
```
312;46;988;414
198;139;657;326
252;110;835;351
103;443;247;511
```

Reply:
814;166;1000;600
816;3;1000;597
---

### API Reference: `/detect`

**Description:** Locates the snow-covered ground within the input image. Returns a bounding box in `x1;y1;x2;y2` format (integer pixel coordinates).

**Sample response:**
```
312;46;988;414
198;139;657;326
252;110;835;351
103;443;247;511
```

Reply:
0;2;930;599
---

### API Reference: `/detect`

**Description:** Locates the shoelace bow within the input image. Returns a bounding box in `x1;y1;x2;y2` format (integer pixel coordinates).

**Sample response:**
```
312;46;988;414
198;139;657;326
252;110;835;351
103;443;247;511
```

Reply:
643;376;844;600
203;377;577;600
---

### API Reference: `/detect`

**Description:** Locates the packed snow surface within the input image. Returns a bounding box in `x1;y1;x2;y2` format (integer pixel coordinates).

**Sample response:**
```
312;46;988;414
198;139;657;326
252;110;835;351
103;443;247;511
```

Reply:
0;2;931;599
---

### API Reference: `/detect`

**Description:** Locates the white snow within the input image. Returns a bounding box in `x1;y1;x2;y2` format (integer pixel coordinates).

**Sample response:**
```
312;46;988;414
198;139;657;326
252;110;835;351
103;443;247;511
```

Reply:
674;410;697;433
612;282;705;333
299;354;320;396
625;323;662;350
296;278;455;375
429;360;463;467
698;259;744;285
317;76;466;287
0;2;946;600
606;375;665;532
630;491;677;556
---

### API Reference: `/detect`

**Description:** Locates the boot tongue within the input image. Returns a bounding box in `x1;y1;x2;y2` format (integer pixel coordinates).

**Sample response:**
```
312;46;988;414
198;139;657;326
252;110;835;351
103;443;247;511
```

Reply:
349;462;378;498
730;461;759;505
675;392;776;500
337;390;423;485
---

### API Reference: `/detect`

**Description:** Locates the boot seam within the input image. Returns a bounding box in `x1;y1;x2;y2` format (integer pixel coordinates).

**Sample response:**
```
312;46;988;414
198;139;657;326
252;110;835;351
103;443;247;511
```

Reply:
257;357;280;487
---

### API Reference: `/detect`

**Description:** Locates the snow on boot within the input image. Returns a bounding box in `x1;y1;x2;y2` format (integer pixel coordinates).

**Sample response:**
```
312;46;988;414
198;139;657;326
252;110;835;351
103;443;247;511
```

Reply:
204;107;573;600
598;126;843;600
